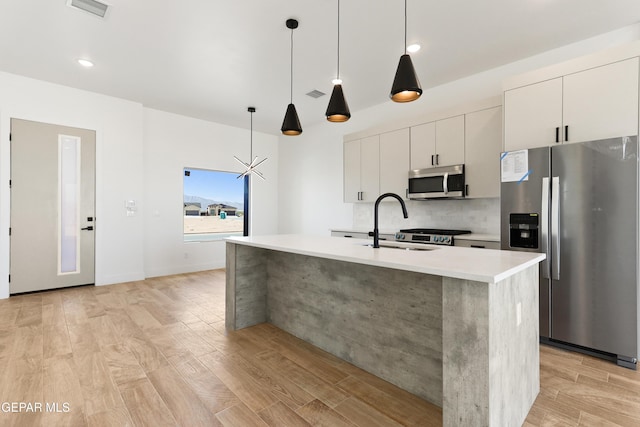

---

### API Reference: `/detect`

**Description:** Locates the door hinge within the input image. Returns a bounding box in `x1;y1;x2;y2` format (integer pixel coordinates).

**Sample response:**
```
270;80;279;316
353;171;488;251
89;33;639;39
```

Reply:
8;227;11;236
8;274;10;283
8;179;11;188
9;133;11;142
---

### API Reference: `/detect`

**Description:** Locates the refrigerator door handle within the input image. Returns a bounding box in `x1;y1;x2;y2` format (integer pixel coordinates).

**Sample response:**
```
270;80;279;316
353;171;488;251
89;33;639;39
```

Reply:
541;177;550;279
551;176;560;280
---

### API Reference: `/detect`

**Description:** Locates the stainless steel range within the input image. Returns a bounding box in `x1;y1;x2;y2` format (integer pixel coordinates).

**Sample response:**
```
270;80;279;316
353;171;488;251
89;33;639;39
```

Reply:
395;228;471;246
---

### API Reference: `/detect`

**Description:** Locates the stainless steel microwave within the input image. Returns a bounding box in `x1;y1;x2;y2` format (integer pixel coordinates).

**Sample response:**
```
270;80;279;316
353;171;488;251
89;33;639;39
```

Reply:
407;164;465;199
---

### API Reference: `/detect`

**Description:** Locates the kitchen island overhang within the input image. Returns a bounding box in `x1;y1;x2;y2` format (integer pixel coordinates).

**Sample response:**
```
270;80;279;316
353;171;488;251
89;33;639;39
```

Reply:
225;234;545;426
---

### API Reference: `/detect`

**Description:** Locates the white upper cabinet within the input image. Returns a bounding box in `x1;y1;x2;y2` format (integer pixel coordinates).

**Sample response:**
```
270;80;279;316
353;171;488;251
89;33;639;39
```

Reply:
410;122;435;170
563;58;639;143
504;78;563;150
410;115;464;170
465;106;502;198
435;115;465;166
379;128;410;199
343;136;380;203
343;139;361;203
504;57;639;151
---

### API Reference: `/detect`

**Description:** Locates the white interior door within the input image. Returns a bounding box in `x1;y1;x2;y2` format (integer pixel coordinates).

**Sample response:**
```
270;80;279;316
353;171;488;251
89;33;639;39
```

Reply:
10;118;96;294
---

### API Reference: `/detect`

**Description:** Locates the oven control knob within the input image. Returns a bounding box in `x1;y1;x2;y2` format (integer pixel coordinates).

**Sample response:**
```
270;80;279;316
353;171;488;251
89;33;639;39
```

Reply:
434;236;440;242
444;237;450;243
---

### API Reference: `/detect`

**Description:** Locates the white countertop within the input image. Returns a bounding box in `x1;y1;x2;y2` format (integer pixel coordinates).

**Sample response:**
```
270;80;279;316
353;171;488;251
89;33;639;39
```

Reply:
226;234;544;283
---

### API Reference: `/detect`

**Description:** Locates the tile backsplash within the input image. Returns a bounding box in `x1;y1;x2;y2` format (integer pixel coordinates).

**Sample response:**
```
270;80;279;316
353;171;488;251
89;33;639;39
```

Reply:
353;198;500;234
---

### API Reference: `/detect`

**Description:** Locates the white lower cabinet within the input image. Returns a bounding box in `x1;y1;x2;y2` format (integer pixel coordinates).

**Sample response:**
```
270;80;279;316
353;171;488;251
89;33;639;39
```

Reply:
454;239;500;249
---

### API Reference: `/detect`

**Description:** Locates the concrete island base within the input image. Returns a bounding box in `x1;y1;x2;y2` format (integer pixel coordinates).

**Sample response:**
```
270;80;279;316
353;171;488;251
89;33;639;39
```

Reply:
226;241;539;426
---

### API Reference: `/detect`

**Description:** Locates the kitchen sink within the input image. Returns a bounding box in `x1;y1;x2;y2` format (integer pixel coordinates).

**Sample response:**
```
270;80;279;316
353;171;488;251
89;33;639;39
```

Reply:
361;242;436;251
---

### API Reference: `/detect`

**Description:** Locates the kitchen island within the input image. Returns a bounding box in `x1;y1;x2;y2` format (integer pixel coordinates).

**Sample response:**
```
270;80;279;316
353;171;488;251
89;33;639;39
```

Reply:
226;234;545;426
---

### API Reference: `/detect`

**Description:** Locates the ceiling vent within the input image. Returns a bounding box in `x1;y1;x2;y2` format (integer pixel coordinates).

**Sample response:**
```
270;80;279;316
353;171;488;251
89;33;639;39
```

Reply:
67;0;109;18
306;90;326;99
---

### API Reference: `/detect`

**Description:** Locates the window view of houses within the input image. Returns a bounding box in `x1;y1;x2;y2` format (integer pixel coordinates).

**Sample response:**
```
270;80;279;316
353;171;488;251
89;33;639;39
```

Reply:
183;168;245;241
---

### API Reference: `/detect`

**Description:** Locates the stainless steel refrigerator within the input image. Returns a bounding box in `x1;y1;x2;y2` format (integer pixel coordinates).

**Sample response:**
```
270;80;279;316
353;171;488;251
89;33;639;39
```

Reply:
500;136;638;369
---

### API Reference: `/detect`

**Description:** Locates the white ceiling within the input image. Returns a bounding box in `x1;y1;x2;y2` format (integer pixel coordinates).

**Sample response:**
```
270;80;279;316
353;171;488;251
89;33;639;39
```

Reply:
0;1;639;134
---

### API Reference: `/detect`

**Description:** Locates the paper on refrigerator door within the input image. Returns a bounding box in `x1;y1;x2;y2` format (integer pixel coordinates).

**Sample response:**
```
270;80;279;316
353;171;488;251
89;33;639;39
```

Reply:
501;150;530;182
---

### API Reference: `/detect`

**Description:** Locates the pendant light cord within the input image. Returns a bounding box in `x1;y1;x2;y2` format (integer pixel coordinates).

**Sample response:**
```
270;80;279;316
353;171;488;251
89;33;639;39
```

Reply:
404;0;407;54
290;28;294;104
337;0;340;80
250;109;253;160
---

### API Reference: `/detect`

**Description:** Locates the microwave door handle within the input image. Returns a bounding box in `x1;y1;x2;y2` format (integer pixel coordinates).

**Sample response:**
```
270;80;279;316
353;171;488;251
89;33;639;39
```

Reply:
541;177;550;279
443;172;448;194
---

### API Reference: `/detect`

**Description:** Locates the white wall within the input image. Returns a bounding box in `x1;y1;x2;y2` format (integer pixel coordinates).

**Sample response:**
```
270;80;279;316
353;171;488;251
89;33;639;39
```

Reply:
143;109;278;278
0;72;145;298
278;24;640;236
0;74;278;298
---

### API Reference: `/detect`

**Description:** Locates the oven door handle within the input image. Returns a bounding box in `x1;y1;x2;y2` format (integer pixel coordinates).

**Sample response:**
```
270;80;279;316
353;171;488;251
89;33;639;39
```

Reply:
443;172;449;194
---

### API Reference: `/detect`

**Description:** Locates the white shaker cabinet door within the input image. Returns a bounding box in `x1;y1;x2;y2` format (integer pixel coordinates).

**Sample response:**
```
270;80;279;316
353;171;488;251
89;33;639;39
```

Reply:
464;106;502;199
343;139;361;203
380;128;410;199
410;122;436;170
563;57;639;144
504;77;563;151
359;135;380;202
435;115;465;166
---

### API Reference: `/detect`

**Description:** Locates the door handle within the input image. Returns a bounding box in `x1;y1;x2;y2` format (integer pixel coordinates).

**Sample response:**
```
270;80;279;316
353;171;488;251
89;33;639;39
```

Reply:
81;226;94;231
443;172;449;194
541;177;550;279
551;176;560;280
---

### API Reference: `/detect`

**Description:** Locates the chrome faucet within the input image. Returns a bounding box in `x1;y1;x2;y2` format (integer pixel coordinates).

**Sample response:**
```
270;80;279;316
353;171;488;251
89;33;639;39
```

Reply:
373;193;408;248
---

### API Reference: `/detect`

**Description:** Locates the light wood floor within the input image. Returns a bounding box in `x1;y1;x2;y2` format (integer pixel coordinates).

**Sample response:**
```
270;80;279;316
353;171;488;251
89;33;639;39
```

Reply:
0;270;638;426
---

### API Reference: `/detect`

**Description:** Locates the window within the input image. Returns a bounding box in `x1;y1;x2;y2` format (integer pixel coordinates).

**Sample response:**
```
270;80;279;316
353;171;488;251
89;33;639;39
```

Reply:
183;168;247;242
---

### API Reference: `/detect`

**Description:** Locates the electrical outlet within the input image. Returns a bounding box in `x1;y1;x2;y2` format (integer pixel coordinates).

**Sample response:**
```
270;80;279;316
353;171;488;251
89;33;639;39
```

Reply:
516;302;522;326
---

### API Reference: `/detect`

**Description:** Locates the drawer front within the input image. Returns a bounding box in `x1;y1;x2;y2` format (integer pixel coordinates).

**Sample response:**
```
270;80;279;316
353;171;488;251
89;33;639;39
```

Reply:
454;239;500;249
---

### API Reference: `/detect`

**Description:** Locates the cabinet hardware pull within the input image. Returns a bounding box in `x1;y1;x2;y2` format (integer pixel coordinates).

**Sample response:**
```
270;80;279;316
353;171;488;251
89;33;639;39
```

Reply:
431;154;434;166
436;154;439;165
564;125;568;142
465;184;469;196
555;127;559;143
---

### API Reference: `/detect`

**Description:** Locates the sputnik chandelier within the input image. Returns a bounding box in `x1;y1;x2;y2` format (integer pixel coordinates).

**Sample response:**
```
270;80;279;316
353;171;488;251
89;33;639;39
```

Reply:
235;107;267;180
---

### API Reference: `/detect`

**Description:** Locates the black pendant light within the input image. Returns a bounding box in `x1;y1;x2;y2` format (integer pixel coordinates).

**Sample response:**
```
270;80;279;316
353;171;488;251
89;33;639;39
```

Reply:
326;0;351;122
281;18;303;135
390;0;422;103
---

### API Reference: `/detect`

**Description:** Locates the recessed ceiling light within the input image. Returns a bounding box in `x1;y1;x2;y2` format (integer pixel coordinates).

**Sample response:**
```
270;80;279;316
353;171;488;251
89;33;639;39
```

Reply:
407;44;421;53
77;59;94;67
